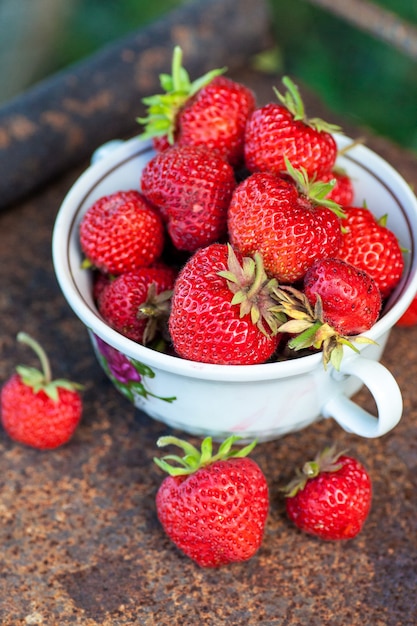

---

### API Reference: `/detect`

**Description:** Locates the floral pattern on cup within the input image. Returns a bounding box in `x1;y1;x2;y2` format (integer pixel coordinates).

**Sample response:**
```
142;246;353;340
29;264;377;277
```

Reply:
94;335;176;404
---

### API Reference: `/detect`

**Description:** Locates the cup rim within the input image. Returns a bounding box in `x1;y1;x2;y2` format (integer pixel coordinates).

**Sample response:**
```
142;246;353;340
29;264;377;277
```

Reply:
52;135;417;382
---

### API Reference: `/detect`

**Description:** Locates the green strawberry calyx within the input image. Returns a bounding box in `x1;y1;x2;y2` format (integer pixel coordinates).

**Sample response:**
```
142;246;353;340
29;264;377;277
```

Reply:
284;158;346;219
283;446;347;497
217;244;285;336
137;45;226;144
274;76;342;135
15;332;83;402
154;434;257;476
270;285;375;370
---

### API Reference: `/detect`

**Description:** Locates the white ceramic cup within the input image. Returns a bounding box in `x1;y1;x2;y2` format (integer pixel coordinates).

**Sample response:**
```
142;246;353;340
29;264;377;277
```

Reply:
52;135;417;441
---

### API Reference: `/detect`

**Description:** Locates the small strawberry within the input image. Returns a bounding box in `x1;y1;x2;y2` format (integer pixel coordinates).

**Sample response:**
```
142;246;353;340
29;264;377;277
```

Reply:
320;168;354;206
284;446;372;541
92;270;111;305
396;293;417;327
97;264;177;345
321;138;365;206
337;206;405;299
303;257;382;335
244;76;340;178
168;243;282;365
138;46;256;166
151;135;172;153
79;189;165;275
140;144;236;253
228;162;345;283
175;75;255;166
273;257;382;368
1;333;83;450
154;435;269;567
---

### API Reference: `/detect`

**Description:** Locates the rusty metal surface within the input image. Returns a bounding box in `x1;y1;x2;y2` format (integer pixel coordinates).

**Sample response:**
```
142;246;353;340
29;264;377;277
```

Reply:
1;9;417;626
0;0;273;211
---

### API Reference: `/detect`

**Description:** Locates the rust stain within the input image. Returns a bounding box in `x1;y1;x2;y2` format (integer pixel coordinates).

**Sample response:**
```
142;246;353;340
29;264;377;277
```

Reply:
41;110;71;131
121;48;135;63
62;90;113;116
40;109;84;150
134;47;171;92
67;125;85;151
0;126;9;149
170;25;196;55
9;115;38;140
0;115;38;148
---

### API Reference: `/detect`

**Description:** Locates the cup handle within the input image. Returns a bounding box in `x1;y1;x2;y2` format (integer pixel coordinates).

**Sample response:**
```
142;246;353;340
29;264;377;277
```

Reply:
321;356;403;438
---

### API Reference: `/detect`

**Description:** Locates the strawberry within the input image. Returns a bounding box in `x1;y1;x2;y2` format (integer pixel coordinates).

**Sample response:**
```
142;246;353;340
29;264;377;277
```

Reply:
151;135;172;153
303;258;382;335
244;76;340;178
154;435;269;567
337;206;404;299
321;138;365;206
273;257;382;368
397;293;417;327
79;189;165;275
168;243;282;365
1;333;83;450
140;144;236;253
320;168;354;206
138;46;255;166
92;270;111;305
284;447;372;541
174;75;255;166
97;264;177;345
227;162;345;283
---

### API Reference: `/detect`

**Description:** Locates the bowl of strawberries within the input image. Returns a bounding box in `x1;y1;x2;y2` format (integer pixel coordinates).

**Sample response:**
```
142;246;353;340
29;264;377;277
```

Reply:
52;48;417;441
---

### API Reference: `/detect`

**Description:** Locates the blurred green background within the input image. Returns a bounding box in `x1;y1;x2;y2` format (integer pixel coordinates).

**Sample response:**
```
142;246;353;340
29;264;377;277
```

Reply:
0;0;416;153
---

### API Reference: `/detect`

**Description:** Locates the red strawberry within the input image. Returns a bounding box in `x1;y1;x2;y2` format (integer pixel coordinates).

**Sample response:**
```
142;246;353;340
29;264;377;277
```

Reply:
141;144;236;253
154;435;269;567
1;333;83;450
244;76;340;178
152;135;171;153
397;293;417;327
303;257;382;335
175;75;255;166
320;168;354;206
92;270;111;305
284;447;372;541
337;205;375;227
273;257;382;368
97;264;177;345
79;189;165;275
168;243;282;365
138;46;255;166
228;164;344;283
337;206;404;299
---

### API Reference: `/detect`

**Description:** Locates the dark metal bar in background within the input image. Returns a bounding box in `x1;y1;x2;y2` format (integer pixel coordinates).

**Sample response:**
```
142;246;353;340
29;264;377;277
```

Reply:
0;0;272;211
305;0;417;60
